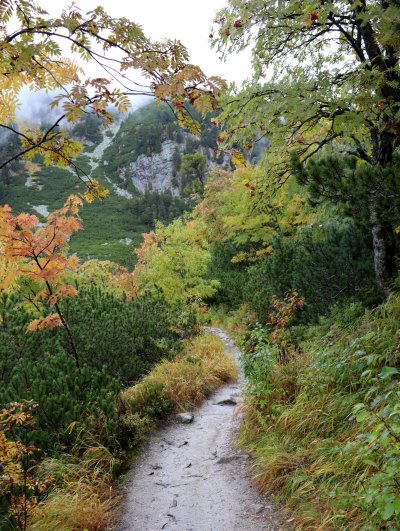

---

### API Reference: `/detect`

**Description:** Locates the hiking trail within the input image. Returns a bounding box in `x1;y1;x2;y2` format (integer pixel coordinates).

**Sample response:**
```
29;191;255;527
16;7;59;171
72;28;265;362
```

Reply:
117;328;285;531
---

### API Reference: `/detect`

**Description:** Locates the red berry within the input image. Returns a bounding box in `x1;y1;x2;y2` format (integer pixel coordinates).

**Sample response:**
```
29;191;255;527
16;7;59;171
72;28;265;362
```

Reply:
234;20;243;28
217;136;225;143
224;28;231;36
310;11;319;21
245;142;253;149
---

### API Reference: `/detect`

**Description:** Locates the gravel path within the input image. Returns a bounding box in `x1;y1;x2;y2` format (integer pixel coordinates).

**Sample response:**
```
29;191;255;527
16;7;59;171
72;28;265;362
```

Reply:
117;328;284;531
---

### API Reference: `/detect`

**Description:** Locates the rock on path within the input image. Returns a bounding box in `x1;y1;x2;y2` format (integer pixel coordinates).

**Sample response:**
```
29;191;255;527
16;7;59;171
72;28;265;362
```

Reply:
117;327;284;531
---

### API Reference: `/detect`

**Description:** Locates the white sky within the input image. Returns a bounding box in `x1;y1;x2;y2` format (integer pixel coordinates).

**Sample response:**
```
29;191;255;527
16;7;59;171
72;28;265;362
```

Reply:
16;1;253;123
44;0;252;86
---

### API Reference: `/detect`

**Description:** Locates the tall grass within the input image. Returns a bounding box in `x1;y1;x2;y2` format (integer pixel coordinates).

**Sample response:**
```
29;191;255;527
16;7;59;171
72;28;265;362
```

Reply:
122;334;237;415
28;333;236;530
29;449;119;531
238;295;400;530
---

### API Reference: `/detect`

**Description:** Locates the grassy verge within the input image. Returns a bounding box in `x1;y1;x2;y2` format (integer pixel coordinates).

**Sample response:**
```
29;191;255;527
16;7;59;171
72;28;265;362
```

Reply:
122;333;237;417
28;333;237;530
235;295;400;530
209;303;258;343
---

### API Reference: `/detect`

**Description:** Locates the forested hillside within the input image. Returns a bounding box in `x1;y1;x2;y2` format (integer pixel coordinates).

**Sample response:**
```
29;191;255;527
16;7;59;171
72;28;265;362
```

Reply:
0;103;222;267
1;1;400;530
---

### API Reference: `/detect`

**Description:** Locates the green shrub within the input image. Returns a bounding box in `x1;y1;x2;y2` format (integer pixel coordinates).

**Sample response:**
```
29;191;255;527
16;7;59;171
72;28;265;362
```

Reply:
244;221;378;321
206;243;248;308
0;288;176;451
61;286;176;385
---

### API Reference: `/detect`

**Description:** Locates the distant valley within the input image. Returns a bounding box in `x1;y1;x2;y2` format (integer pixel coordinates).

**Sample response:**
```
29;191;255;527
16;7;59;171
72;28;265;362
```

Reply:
0;103;224;267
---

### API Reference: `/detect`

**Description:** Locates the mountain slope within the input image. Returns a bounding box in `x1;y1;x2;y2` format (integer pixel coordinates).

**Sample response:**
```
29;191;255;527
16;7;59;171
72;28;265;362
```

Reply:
0;103;221;267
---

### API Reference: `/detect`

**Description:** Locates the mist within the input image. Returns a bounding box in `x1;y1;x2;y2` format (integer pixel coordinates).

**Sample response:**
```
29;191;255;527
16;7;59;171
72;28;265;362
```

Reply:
14;87;152;130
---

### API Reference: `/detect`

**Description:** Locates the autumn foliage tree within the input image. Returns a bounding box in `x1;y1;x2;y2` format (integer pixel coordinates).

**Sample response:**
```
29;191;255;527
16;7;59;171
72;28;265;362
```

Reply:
0;401;44;531
0;195;82;366
212;0;400;295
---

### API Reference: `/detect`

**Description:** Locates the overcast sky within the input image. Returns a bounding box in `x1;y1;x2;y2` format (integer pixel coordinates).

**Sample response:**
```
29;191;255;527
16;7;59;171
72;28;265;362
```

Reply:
45;0;252;86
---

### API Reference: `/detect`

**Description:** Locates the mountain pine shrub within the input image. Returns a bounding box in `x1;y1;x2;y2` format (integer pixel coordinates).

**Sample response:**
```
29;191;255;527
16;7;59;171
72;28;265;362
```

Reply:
0;287;176;451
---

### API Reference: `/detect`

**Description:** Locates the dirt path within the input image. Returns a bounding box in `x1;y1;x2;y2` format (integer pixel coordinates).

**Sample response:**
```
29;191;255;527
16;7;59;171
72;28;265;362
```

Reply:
117;328;284;531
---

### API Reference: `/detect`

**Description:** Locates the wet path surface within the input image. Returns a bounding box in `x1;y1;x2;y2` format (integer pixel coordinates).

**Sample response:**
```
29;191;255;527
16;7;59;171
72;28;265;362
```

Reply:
117;328;284;531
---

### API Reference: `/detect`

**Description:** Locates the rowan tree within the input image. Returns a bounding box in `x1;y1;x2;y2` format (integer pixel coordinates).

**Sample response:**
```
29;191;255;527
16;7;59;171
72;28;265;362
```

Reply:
0;195;83;366
0;401;44;531
212;0;400;295
0;0;226;196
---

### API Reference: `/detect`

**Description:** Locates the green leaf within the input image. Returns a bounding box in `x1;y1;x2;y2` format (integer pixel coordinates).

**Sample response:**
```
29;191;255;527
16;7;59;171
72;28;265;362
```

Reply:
393;498;400;515
380;367;399;379
356;411;370;423
382;502;395;520
231;151;246;167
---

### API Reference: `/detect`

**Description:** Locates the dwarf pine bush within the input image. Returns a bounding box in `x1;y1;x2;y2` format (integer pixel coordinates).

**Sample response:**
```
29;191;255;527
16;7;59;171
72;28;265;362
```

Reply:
0;287;175;451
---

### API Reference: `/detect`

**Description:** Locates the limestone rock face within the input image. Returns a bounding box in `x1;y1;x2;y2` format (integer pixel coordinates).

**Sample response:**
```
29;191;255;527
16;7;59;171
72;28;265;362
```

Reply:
121;140;181;195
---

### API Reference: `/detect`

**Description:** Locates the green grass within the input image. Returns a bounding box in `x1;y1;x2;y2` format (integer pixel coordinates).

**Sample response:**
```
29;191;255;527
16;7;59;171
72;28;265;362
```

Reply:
237;295;400;530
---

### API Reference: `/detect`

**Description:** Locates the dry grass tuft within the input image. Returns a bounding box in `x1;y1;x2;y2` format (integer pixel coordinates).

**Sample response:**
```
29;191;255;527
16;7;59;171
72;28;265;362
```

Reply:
29;491;116;531
29;446;120;530
122;334;237;413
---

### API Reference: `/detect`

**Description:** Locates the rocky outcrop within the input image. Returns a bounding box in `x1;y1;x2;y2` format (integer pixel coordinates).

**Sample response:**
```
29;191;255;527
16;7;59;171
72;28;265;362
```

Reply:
121;139;182;195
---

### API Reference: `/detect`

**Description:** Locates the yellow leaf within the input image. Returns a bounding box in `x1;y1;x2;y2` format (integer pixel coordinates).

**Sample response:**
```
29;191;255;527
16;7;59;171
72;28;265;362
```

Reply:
84;180;110;203
231;151;246;167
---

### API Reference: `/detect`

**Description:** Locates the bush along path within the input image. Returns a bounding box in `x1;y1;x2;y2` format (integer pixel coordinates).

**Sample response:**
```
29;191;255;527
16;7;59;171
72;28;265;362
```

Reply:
117;328;284;531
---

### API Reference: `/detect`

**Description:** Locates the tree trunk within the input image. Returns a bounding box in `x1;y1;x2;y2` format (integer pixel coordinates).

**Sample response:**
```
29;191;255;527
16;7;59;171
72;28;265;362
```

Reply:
370;204;397;297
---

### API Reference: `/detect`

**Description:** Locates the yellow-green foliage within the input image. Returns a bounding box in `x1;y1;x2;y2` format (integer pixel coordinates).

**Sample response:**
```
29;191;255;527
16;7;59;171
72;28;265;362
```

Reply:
194;169;313;264
0;402;45;530
239;295;400;530
122;334;237;414
134;217;219;307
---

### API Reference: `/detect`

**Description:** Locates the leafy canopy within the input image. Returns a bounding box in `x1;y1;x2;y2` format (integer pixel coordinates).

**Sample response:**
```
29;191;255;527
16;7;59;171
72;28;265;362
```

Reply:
212;0;400;185
134;217;219;307
193;168;313;263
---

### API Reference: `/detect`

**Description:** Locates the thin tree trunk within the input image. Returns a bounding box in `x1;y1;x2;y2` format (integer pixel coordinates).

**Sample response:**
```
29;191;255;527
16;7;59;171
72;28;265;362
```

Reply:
44;279;80;369
370;203;397;297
